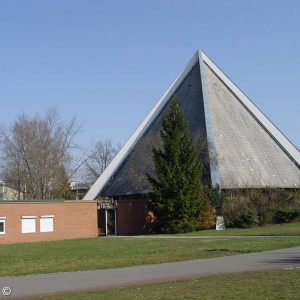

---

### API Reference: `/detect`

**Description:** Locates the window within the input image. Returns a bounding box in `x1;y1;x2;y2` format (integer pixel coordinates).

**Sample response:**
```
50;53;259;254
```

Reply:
40;215;54;232
22;216;36;233
0;217;6;234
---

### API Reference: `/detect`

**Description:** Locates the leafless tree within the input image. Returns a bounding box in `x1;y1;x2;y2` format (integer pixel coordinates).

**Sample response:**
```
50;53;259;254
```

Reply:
84;139;121;184
0;108;82;200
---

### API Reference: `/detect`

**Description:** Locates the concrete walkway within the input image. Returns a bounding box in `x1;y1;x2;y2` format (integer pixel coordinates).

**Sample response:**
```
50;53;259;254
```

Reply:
0;246;300;298
111;235;300;239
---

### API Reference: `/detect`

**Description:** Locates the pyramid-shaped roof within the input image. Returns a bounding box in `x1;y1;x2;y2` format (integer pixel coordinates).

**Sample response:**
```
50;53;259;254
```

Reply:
84;50;300;200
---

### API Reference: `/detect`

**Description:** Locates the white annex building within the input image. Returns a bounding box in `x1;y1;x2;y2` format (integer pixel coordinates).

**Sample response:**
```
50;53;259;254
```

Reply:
85;50;300;201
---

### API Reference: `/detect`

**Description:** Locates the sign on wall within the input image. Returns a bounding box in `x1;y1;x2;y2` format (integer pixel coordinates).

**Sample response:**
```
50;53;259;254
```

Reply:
98;199;117;209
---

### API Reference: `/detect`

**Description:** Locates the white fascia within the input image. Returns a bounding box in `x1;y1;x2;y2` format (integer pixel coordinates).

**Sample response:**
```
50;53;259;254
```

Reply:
83;52;200;200
202;51;300;168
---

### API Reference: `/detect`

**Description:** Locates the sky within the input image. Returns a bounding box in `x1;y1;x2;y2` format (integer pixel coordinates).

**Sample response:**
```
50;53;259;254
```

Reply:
1;0;300;155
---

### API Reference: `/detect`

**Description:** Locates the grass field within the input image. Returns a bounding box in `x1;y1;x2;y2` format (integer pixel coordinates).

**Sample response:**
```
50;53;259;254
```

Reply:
27;269;300;300
183;222;300;236
1;235;300;277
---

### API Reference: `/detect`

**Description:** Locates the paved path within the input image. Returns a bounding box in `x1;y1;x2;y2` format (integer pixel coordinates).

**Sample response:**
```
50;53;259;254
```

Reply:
111;235;300;239
0;246;299;298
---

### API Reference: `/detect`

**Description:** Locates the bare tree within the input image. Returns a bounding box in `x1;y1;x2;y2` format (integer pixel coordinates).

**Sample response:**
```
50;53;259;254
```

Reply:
0;108;82;199
84;139;121;184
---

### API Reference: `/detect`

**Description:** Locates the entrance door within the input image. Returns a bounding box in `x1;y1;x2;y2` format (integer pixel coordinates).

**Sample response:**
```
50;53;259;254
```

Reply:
106;209;116;235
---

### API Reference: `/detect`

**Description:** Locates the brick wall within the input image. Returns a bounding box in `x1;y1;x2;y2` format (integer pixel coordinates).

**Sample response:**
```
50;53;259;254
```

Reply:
116;199;155;235
0;200;98;244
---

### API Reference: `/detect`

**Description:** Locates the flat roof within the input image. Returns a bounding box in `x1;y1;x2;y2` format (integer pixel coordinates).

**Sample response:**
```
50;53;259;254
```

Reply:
0;200;96;203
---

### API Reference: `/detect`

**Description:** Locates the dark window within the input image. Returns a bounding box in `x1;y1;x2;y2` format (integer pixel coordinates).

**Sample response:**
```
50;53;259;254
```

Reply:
0;219;5;234
106;210;116;235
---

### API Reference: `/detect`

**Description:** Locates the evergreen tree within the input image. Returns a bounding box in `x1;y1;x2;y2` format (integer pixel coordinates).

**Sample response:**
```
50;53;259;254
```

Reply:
146;96;207;233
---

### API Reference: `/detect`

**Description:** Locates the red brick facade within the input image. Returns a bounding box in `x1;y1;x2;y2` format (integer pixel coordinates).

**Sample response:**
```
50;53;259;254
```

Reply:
0;200;98;244
116;198;155;235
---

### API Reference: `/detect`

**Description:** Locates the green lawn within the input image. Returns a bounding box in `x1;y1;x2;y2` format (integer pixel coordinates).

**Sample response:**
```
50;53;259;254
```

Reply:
1;236;299;277
183;222;300;236
28;269;300;300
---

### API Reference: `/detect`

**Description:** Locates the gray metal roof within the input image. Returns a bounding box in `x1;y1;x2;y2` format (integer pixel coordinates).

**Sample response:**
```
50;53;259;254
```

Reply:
84;50;300;199
205;63;300;188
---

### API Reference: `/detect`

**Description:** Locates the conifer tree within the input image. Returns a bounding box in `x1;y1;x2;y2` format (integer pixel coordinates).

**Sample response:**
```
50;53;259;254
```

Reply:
146;96;207;233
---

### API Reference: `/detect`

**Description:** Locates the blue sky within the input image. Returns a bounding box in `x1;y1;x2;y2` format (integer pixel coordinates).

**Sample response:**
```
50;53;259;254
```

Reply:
1;0;299;151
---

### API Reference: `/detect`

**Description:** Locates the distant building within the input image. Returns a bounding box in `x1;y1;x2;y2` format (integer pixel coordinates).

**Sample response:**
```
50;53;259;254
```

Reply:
70;181;91;200
0;181;24;200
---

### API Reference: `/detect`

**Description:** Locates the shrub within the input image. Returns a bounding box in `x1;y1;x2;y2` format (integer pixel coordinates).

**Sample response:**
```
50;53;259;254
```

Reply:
199;201;215;229
223;197;258;228
247;189;272;225
233;209;259;228
222;188;300;228
274;208;300;224
223;199;259;229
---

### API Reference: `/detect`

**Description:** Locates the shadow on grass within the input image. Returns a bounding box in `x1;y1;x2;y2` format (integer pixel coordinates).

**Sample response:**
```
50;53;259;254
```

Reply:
205;249;244;254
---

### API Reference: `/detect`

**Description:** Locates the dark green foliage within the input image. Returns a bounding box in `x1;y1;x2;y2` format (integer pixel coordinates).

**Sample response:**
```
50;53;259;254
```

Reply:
274;208;300;224
62;190;76;200
146;96;206;233
205;185;224;215
227;208;259;229
223;188;300;228
250;188;296;225
246;189;274;225
223;197;258;228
